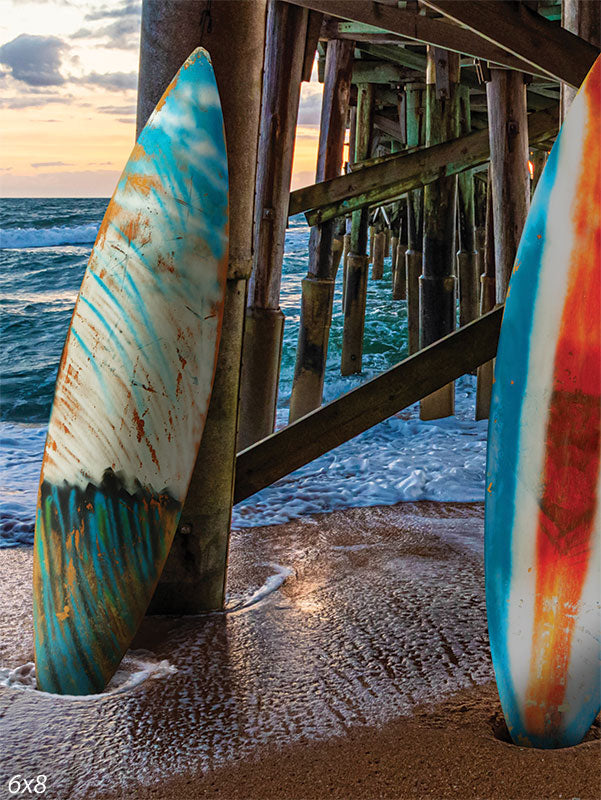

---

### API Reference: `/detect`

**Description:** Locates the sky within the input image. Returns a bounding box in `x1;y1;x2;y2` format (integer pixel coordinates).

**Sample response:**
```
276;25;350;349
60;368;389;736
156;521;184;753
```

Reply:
0;0;323;197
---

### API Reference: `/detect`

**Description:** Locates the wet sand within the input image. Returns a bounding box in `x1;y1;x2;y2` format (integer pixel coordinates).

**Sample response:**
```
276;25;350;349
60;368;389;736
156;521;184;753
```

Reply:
1;502;598;799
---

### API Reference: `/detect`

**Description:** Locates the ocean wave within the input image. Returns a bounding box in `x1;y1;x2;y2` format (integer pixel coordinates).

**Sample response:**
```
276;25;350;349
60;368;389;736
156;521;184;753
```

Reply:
0;223;99;249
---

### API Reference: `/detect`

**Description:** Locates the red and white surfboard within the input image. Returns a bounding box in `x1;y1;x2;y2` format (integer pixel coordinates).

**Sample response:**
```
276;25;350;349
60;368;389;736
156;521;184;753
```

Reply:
485;57;600;748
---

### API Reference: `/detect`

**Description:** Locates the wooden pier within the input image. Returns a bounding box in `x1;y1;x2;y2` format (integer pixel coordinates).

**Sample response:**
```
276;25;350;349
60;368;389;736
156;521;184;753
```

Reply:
135;0;600;613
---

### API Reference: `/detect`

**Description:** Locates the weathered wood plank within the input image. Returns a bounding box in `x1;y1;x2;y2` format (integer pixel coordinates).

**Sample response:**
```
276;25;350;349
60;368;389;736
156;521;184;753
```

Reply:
352;61;418;84
285;0;548;75
234;306;504;503
302;10;324;81
289;105;557;224
421;0;599;88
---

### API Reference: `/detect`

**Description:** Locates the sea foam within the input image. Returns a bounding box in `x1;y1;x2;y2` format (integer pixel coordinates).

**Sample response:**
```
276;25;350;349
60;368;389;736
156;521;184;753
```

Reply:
0;223;99;249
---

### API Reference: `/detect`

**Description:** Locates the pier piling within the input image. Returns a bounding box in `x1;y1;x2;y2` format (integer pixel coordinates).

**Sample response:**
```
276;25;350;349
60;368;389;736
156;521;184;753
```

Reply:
476;172;496;421
372;229;386;280
419;48;459;420
456;84;479;328
137;0;267;613
289;38;354;421
486;67;530;303
341;81;373;375
404;82;425;354
238;0;308;450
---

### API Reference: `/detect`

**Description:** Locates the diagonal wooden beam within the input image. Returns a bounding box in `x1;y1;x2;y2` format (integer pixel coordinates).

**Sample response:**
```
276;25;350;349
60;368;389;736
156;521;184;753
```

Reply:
373;112;405;141
285;0;548;75
234;306;503;503
420;0;599;88
289;105;557;224
358;42;427;72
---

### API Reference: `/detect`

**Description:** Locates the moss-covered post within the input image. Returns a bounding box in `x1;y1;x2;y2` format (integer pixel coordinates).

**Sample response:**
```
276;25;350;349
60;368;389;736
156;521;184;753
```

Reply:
289;39;354;421
238;0;308;450
404;81;425;354
341;82;373;375
456;84;478;328
419;48;460;420
137;0;267;613
476;172;496;421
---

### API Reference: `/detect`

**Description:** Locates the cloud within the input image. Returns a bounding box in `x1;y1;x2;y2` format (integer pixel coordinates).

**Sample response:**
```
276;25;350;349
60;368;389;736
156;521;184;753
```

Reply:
31;161;74;168
85;1;141;21
83;71;137;91
297;82;323;126
117;117;136;124
0;95;69;109
297;93;322;126
98;103;137;115
72;17;140;50
0;34;68;87
295;124;320;140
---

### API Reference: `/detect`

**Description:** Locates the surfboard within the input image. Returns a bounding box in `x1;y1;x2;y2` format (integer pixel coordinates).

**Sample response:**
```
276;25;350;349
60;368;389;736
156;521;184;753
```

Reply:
485;56;600;748
33;48;229;695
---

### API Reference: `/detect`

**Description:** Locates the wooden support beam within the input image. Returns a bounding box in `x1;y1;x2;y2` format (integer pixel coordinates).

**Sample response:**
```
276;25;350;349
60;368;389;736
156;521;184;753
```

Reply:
289;38;354;421
487;68;530;302
321;17;407;44
419;47;460;420
456;83;478;328
405;81;425;355
373;113;405;141
235;306;504;504
289;105;558;224
420;0;599;88
390;137;407;301
341;81;373;375
239;0;308;450
302;10;324;81
561;0;601;119
138;0;267;614
285;0;549;75
352;61;418;84
476;170;496;421
358;42;427;72
360;42;484;91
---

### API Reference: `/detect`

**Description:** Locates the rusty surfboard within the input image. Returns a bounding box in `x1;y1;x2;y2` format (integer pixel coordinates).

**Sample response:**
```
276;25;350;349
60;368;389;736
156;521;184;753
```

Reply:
33;48;228;695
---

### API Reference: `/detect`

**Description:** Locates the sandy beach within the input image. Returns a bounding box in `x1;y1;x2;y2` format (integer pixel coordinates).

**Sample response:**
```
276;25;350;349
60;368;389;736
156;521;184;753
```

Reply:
1;502;598;799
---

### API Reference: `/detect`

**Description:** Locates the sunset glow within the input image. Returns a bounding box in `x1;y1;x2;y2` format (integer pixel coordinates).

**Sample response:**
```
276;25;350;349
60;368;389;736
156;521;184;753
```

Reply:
0;1;322;197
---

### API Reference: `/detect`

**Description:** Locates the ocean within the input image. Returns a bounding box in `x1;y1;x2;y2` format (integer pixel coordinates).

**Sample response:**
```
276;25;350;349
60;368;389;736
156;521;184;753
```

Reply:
0;198;488;548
